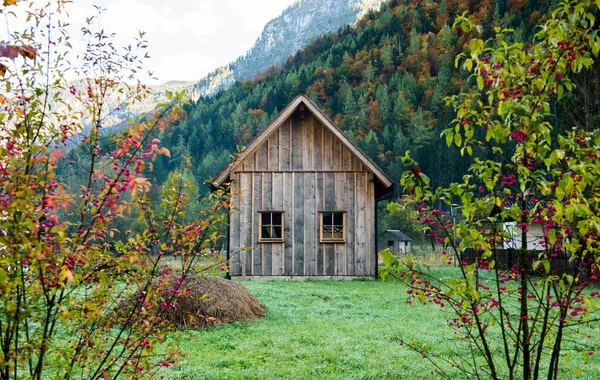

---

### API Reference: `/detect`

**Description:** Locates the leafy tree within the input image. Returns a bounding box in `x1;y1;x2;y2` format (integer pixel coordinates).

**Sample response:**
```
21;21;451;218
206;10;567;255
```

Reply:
0;2;228;379
381;198;424;245
383;1;600;378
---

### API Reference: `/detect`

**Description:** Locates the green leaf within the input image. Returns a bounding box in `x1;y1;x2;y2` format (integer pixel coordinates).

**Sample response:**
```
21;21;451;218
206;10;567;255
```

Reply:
454;133;462;147
586;11;595;23
556;186;565;201
564;81;573;92
455;54;463;68
446;131;453;146
564;274;574;286
477;75;484;90
593;35;600;56
387;202;401;214
515;104;530;116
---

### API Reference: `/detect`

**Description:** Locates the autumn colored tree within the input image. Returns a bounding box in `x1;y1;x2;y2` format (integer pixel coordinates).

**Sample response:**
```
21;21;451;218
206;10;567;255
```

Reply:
0;1;228;379
383;0;600;378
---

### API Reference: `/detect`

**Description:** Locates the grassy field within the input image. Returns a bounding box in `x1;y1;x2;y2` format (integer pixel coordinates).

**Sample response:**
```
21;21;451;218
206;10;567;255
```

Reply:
162;267;600;379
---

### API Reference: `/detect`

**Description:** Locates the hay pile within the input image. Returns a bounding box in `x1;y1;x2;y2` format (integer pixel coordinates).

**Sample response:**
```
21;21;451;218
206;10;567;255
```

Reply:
119;273;265;328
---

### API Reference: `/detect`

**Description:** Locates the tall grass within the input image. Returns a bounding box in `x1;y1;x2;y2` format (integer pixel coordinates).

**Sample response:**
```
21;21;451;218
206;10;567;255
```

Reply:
383;244;451;267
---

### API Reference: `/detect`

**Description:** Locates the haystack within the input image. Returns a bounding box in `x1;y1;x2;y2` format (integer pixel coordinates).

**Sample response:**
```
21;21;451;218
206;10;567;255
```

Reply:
119;273;265;328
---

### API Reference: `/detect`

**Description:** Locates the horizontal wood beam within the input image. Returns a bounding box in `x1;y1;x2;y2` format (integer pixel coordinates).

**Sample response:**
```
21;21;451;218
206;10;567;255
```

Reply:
231;170;372;174
229;275;375;281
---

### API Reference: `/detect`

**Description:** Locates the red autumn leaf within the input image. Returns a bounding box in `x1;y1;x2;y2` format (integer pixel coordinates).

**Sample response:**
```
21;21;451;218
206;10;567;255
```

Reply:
158;147;170;158
16;45;36;60
0;44;37;76
412;165;422;179
93;170;104;180
128;177;151;196
0;44;18;60
0;43;36;60
50;150;64;162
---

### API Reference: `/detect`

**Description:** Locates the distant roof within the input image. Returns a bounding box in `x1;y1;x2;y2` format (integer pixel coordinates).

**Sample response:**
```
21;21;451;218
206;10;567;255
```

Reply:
384;230;412;241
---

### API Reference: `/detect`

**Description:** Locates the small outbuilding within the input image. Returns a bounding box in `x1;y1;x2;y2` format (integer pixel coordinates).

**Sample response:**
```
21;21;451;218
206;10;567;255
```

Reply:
502;221;545;251
383;230;412;254
498;201;545;251
212;93;394;279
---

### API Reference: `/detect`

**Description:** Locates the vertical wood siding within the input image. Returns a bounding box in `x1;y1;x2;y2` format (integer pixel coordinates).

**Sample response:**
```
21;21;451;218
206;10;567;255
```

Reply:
229;109;376;277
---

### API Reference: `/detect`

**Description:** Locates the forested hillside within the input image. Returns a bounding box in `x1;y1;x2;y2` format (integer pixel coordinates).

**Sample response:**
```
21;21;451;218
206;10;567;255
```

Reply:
153;0;566;197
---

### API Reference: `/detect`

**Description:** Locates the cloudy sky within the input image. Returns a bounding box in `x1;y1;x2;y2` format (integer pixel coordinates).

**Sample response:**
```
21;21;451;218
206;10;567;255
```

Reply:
8;0;297;83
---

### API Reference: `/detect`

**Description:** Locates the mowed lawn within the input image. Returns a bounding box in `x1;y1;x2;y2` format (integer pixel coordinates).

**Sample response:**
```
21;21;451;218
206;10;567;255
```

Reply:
162;267;600;379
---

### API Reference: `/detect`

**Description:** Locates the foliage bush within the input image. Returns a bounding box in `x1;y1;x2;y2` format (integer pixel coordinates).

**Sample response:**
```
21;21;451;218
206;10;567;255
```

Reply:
0;2;228;379
382;1;600;378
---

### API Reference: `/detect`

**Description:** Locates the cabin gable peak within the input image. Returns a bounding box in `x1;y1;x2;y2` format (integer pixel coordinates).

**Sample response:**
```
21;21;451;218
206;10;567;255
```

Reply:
212;93;393;191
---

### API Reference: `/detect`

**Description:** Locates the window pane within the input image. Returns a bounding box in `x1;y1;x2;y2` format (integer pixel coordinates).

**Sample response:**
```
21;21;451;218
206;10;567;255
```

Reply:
323;213;332;225
261;213;271;225
273;226;282;239
333;213;343;225
272;212;282;225
262;226;271;239
333;225;343;239
323;225;333;238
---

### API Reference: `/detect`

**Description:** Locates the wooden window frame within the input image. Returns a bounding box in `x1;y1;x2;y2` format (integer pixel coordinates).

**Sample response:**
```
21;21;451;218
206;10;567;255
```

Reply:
319;211;346;243
258;211;284;243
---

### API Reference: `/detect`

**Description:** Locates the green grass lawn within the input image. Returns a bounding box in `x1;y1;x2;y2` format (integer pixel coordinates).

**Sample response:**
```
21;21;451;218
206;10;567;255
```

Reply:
162;267;600;379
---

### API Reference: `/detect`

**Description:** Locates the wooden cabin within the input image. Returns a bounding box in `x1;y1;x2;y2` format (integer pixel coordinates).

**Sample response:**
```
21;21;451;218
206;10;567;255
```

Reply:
212;94;393;279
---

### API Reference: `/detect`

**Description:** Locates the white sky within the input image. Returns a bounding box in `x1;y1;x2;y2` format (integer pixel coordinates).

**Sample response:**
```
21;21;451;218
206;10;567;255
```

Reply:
5;0;297;83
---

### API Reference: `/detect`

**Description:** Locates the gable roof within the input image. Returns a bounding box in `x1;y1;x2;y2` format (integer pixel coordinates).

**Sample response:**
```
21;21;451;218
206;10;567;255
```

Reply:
212;93;394;190
384;230;413;242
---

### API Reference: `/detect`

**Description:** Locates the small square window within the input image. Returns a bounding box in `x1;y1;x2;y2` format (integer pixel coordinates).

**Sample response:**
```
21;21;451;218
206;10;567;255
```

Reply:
259;211;284;242
320;211;346;242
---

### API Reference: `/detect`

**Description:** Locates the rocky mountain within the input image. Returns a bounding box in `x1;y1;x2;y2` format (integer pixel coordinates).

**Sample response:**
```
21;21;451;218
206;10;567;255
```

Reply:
191;0;387;98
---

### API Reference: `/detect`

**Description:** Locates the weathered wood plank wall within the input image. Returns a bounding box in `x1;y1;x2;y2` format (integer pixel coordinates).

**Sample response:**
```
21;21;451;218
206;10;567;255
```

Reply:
229;109;375;277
